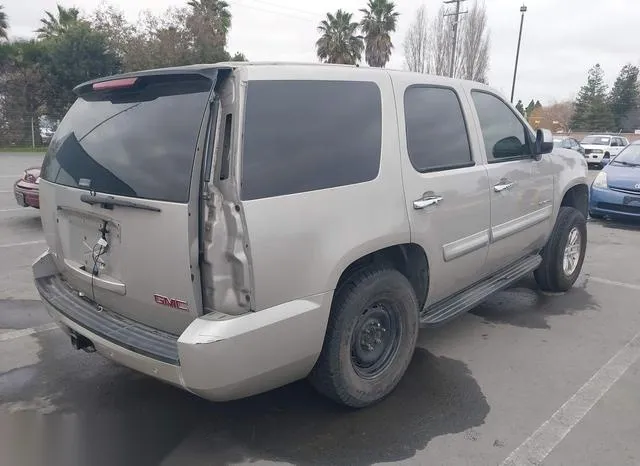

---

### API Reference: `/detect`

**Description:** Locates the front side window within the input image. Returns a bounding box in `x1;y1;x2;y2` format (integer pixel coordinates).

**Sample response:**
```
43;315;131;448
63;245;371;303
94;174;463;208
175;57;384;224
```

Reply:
404;86;473;172
241;80;382;200
471;91;532;162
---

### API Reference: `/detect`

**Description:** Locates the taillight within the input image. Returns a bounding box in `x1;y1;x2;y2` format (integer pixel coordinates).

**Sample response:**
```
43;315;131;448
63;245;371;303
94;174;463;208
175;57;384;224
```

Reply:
92;77;138;91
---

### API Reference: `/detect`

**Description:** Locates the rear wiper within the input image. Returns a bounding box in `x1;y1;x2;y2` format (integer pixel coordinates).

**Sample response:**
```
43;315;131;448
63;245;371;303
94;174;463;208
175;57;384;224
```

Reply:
80;193;161;212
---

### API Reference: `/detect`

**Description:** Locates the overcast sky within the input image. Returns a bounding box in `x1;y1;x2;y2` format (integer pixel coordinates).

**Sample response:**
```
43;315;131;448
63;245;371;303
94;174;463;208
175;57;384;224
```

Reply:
4;0;639;104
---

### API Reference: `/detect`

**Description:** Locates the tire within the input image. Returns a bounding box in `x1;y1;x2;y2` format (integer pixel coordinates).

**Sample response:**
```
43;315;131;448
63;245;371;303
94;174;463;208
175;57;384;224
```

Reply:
309;266;419;408
534;206;587;292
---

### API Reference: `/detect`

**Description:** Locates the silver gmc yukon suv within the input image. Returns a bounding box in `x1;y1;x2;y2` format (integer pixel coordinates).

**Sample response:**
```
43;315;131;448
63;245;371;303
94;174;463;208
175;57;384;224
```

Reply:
33;63;589;407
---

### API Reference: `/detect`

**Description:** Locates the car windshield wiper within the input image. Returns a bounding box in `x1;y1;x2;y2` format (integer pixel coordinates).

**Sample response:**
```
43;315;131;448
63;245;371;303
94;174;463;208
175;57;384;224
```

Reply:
612;160;640;167
80;193;161;212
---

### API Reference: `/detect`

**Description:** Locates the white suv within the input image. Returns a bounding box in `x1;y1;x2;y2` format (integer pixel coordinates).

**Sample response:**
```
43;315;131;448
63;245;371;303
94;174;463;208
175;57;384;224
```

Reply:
580;134;629;167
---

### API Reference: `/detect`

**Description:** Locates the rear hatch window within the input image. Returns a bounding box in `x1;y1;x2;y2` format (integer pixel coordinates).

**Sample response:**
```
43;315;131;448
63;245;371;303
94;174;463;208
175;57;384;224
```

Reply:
42;74;212;203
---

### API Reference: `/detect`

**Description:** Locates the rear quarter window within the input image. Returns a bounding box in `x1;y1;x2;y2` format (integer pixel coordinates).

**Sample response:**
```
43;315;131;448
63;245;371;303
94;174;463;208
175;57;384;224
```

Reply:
241;80;382;200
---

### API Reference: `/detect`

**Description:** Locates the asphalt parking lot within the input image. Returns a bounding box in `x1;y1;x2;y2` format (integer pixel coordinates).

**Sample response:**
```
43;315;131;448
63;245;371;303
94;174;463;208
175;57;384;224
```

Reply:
1;152;640;466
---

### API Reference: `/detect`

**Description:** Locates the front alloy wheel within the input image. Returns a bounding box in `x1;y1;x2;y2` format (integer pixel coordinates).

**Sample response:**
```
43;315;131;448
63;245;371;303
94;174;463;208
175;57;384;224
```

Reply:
562;227;582;276
535;206;587;292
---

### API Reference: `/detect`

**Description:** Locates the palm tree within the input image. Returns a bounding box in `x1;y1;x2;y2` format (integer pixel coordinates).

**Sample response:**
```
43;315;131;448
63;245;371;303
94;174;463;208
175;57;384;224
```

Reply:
359;0;399;68
187;0;231;35
0;4;8;40
36;4;81;39
316;10;363;65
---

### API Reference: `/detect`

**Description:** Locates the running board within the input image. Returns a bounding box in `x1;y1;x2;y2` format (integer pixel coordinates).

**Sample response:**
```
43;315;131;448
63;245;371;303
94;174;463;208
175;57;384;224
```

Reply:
420;254;542;327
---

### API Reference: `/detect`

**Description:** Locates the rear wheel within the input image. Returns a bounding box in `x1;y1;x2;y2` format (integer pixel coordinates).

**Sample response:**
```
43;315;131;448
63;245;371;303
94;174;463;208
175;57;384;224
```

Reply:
534;207;587;292
309;266;419;408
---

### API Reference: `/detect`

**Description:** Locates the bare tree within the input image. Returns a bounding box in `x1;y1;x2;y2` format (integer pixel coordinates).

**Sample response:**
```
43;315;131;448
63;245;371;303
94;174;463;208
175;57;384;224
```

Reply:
403;5;429;73
459;1;490;82
427;6;453;77
541;101;575;132
425;1;490;82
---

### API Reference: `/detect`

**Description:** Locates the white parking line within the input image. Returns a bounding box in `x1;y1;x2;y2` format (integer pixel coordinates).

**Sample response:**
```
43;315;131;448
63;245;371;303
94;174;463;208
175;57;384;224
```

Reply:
0;323;59;342
0;190;12;193
0;240;45;249
501;330;640;466
589;276;640;292
0;208;27;213
0;175;21;178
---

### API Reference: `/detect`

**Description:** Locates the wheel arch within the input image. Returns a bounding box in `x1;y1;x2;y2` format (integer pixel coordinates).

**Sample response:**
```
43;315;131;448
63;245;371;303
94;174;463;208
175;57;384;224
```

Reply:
331;243;430;312
560;183;589;219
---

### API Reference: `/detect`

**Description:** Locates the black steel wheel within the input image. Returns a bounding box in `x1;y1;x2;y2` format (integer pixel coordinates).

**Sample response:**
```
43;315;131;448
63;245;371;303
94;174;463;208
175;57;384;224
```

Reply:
309;266;419;408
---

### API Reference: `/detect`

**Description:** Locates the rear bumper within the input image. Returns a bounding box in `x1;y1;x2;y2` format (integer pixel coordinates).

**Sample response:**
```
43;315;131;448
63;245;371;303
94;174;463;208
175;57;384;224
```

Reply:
589;186;640;219
33;251;331;401
14;181;40;208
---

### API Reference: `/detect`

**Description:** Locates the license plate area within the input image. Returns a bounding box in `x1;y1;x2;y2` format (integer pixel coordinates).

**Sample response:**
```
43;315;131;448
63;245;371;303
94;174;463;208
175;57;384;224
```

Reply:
56;209;122;280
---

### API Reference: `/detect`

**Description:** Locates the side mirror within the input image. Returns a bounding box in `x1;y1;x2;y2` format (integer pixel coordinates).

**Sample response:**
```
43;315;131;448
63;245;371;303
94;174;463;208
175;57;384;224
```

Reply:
535;128;554;157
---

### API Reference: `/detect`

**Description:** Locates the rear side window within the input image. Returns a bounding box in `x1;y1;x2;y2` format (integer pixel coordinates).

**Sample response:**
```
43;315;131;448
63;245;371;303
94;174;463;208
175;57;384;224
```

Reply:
241;80;382;200
41;75;212;203
404;86;473;172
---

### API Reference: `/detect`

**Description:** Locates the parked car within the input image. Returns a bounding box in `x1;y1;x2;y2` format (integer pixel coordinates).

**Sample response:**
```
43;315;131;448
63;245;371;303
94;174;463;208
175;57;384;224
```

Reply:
33;63;589;408
554;136;585;156
589;141;640;220
14;167;41;209
580;134;629;168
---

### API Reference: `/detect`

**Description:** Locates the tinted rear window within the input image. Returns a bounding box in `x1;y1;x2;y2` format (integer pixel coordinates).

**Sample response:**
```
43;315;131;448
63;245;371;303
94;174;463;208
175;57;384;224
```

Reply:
41;75;212;203
241;80;382;200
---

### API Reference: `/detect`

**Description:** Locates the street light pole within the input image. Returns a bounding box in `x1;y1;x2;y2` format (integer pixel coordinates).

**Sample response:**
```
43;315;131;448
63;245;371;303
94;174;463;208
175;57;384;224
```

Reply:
510;4;527;103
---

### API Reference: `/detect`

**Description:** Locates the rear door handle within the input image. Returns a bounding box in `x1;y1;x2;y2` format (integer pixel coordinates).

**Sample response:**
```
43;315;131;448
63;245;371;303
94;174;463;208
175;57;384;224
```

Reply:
493;181;515;192
413;195;443;209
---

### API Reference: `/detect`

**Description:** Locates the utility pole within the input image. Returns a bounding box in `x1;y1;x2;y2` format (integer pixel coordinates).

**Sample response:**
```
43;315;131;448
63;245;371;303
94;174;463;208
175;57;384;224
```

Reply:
444;0;467;78
510;4;527;103
31;116;35;149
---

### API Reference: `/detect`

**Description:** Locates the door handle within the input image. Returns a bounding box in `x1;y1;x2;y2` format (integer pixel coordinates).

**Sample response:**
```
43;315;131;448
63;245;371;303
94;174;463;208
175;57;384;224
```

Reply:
413;195;443;209
493;181;515;192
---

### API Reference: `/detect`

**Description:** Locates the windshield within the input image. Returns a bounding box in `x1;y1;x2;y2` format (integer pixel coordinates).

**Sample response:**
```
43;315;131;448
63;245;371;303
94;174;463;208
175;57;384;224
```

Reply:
41;74;212;203
581;136;610;145
611;144;640;166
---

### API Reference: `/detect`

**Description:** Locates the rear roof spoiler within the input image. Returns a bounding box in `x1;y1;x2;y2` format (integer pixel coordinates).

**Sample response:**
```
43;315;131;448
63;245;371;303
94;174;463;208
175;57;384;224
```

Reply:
73;65;234;97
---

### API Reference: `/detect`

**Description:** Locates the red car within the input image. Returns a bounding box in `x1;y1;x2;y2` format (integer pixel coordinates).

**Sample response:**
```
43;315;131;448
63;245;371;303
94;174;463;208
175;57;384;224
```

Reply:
14;167;41;209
